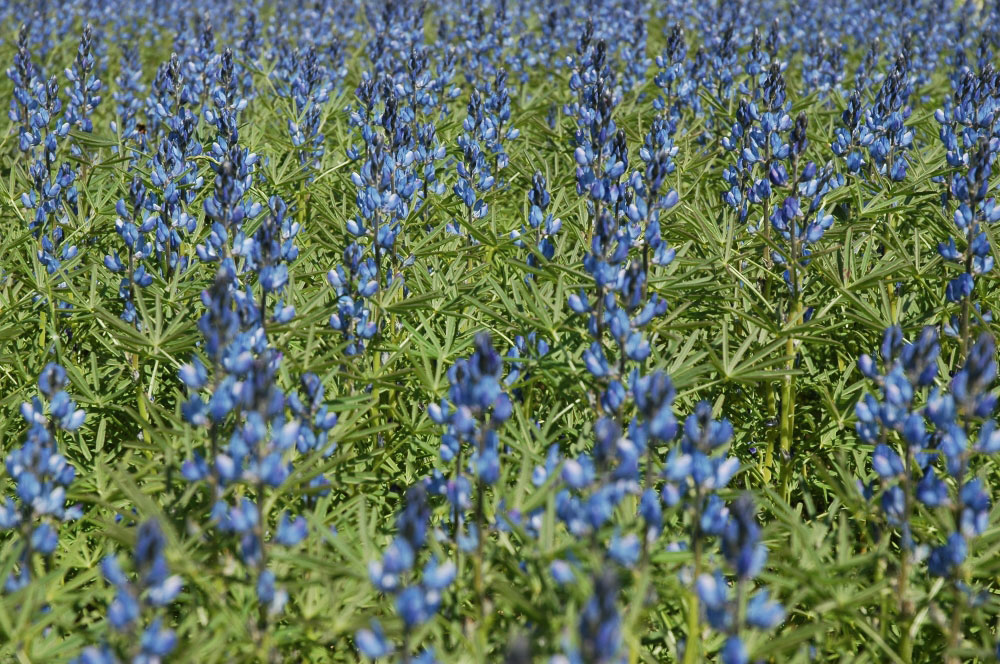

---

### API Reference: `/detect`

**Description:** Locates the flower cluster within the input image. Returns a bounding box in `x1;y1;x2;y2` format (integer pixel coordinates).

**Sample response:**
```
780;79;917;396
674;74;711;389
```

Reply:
104;178;156;327
0;363;84;592
274;45;331;172
510;171;561;276
10;23;86;274
110;40;145;154
340;76;419;310
450;89;497;238
234;195;300;324
695;496;785;664
568;27;623;224
357;483;455;663
63;23;102;135
429;333;513;553
178;267;324;616
934;66;1000;340
722;64;790;227
856;325;1000;649
74;520;182;664
864;53;915;181
653;24;700;132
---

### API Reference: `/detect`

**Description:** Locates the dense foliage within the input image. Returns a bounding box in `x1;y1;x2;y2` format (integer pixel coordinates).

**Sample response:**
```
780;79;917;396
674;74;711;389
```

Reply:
2;1;1000;662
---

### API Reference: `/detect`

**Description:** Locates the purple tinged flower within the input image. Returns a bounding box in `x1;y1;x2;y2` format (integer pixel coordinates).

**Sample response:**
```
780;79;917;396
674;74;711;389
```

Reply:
397;586;430;629
276;513;308;546
872;444;905;478
928;533;967;577
881;485;906;525
721;637;748;664
975;419;1000;454
31;523;58;555
550;559;575;585
701;495;730;536
562;456;595;490
139;617;177;657
695;571;728;624
916;469;949;508
257;569;288;614
72;647;116;664
421;558;456;590
356;620;392;658
108;589;140;630
746;589;785;629
960;479;990;537
608;533;640;567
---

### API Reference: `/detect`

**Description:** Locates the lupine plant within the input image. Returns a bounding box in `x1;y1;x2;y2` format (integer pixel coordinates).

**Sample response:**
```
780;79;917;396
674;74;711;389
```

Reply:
695;496;785;664
510;171;561;276
74;520;182;664
857;325;1000;662
428;333;512;613
1;364;84;593
357;482;455;663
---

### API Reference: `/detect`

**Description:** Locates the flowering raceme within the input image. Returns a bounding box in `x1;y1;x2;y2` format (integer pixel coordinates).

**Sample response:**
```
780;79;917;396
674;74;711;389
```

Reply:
178;265;332;619
856;325;1000;654
695;496;785;664
10;23;90;275
104;177;156;327
429;333;513;554
0;363;84;592
273;45;331;172
510;171;562;276
74;520;182;664
934;63;1000;345
337;74;419;340
357;483;455;663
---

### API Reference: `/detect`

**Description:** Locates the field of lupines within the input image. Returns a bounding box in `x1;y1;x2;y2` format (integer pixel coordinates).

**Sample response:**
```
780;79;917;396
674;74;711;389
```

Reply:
5;0;1000;662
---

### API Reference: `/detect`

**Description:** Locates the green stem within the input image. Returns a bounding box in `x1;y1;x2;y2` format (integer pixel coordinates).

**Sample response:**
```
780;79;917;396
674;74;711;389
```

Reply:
682;585;700;664
474;471;486;621
898;448;914;663
945;590;963;664
779;295;801;498
132;351;148;425
683;494;703;664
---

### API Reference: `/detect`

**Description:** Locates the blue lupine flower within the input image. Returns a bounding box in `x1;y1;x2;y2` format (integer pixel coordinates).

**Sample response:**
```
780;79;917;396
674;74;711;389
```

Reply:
356;620;392;658
8;25;40;152
343;75;418;301
558;568;624;664
864;54;915;181
2;363;83;593
567;29;623;219
196;145;262;270
63;24;102;135
429;333;512;552
77;525;179;661
696;496;784;661
935;137;999;339
653;24;698;132
450;89;496;238
274;45;331;172
358;483;454;662
178;101;330;617
234;195;299;322
832;91;873;174
327;243;379;356
96;520;182;655
11;29;83;276
511;171;562;278
857;324;1000;657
